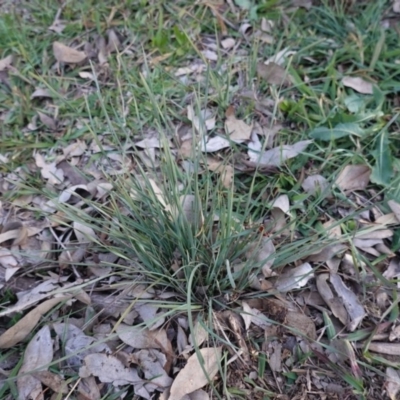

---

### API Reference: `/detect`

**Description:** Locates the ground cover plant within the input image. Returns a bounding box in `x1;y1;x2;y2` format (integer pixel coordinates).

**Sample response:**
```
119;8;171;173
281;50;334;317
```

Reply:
1;0;400;399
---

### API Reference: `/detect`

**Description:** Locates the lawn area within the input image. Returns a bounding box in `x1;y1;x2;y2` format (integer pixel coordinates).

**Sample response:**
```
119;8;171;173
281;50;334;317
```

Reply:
1;0;400;399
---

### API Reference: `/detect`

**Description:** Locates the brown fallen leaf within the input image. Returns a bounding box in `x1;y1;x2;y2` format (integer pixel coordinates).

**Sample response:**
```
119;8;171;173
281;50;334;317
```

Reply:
257;62;290;85
53;41;87;64
116;324;172;354
386;367;400;400
0;221;27;246
79;353;142;386
38;111;57;131
302;174;329;196
0;297;68;348
224;105;252;143
246;235;276;277
335;164;370;192
207;158;234;188
31;366;62;396
342;76;373;94
248;135;312;167
275;263;314;293
169;347;222;400
330;273;365;331
0;54;13;71
17;325;54;400
365;342;400;355
286;311;316;340
316;273;348;326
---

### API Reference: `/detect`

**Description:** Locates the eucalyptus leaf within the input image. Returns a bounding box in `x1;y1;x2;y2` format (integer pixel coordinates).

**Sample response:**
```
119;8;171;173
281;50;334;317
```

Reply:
309;123;365;141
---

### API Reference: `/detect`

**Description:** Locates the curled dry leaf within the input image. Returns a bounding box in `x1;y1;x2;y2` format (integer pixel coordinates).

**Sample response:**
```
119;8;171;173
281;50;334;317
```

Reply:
53;41;87;64
335;164;370;191
0;297;68;348
30;88;53;99
0;221;27;246
169;347;222;400
342;76;373;94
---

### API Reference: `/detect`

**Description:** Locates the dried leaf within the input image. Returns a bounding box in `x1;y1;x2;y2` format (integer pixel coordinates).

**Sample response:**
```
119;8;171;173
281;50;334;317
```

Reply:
367;342;400;355
30;88;53;99
302;174;329;196
286;311;316;339
241;301;252;330
136;349;173;389
0;221;27;246
0;54;13;71
268;341;282;372
0;297;68;348
248;136;312;167
79;354;142;386
224;106;252;143
189;318;209;348
330;274;365;331
388;200;400;223
316;274;348;325
53;322;110;367
221;38;235;49
207;158;234;188
106;29;121;54
200;135;230;152
257;62;290;85
246;236;275;277
34;153;64;185
17;325;53;400
386;367;400;400
32;371;68;394
275;263;314;292
53;41;87;64
117;324;172;353
342;76;373;94
169;347;222;400
38;111;57;131
73;221;97;243
336;165;370;191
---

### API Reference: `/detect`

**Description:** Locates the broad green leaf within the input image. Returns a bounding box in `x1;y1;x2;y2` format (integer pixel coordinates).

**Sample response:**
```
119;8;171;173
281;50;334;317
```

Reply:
344;94;364;113
309;123;365;141
234;0;252;9
370;131;393;186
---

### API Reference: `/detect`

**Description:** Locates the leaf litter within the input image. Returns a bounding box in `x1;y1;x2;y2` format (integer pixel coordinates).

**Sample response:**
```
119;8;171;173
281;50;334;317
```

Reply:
1;2;399;400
